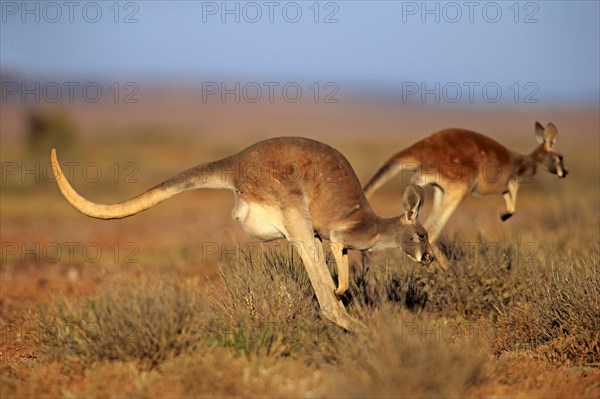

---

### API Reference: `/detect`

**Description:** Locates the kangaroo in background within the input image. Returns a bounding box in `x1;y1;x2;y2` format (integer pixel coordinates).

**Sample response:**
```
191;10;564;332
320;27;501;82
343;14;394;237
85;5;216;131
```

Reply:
364;122;567;243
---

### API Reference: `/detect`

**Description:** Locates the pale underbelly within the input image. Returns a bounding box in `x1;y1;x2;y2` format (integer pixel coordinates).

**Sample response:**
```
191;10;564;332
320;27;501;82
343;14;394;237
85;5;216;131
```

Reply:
231;197;286;242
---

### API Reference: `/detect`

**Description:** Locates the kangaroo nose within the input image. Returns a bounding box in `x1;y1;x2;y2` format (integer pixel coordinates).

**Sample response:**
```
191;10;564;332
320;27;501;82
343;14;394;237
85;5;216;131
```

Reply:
560;169;568;178
421;252;435;265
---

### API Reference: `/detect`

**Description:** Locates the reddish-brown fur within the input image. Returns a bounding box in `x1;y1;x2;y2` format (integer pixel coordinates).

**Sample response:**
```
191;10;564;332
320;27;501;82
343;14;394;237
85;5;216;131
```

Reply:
52;137;435;332
364;122;567;243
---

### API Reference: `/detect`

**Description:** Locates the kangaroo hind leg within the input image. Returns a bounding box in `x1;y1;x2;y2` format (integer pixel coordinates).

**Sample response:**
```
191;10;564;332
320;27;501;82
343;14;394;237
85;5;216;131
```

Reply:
282;205;364;332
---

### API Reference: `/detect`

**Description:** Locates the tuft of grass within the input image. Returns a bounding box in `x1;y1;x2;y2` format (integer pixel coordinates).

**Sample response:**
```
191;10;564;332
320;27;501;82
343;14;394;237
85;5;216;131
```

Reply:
207;249;334;358
327;305;489;398
428;233;517;319
143;348;325;398
0;362;71;399
495;246;600;365
32;276;205;368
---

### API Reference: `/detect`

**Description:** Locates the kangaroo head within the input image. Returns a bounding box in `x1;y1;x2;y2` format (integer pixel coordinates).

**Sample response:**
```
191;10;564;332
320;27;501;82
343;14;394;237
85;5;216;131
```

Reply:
397;185;434;264
534;121;568;178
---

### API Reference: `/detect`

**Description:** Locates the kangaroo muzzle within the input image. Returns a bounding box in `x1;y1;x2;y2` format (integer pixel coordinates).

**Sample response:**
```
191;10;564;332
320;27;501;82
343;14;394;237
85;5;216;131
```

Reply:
421;251;434;265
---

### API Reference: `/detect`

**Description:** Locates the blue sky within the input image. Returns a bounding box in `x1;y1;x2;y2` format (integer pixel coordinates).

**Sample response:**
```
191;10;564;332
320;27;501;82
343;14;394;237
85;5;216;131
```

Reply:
1;1;599;102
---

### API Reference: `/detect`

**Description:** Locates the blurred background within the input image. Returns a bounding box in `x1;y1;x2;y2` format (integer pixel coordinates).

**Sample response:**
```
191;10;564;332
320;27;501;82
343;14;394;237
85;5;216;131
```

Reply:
1;0;599;301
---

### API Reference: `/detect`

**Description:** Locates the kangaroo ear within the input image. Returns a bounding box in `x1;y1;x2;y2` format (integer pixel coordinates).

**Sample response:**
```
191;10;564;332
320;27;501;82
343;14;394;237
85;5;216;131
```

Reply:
544;122;558;149
535;121;545;144
403;184;424;223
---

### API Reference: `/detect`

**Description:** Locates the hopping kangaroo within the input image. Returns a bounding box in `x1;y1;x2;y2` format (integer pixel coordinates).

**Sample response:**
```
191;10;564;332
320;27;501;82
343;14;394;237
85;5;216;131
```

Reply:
51;137;434;332
364;122;567;243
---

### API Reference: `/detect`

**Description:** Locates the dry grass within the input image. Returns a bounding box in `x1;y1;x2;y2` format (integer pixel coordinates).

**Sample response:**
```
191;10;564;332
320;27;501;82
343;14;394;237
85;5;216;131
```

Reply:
2;348;326;399
4;240;597;398
325;305;489;399
495;246;600;365
207;249;333;358
30;276;205;368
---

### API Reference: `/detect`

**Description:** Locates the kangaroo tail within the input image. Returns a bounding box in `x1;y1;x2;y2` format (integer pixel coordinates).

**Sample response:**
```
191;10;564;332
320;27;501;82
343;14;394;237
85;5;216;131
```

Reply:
363;151;420;198
51;149;233;220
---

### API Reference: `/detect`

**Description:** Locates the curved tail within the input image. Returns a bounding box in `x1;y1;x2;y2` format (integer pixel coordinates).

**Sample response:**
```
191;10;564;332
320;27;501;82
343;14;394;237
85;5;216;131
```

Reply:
51;149;233;219
363;151;420;198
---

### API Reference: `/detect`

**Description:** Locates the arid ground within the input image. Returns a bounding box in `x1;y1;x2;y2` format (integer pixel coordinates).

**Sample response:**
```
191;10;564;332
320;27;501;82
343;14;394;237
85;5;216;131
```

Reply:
1;95;599;398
